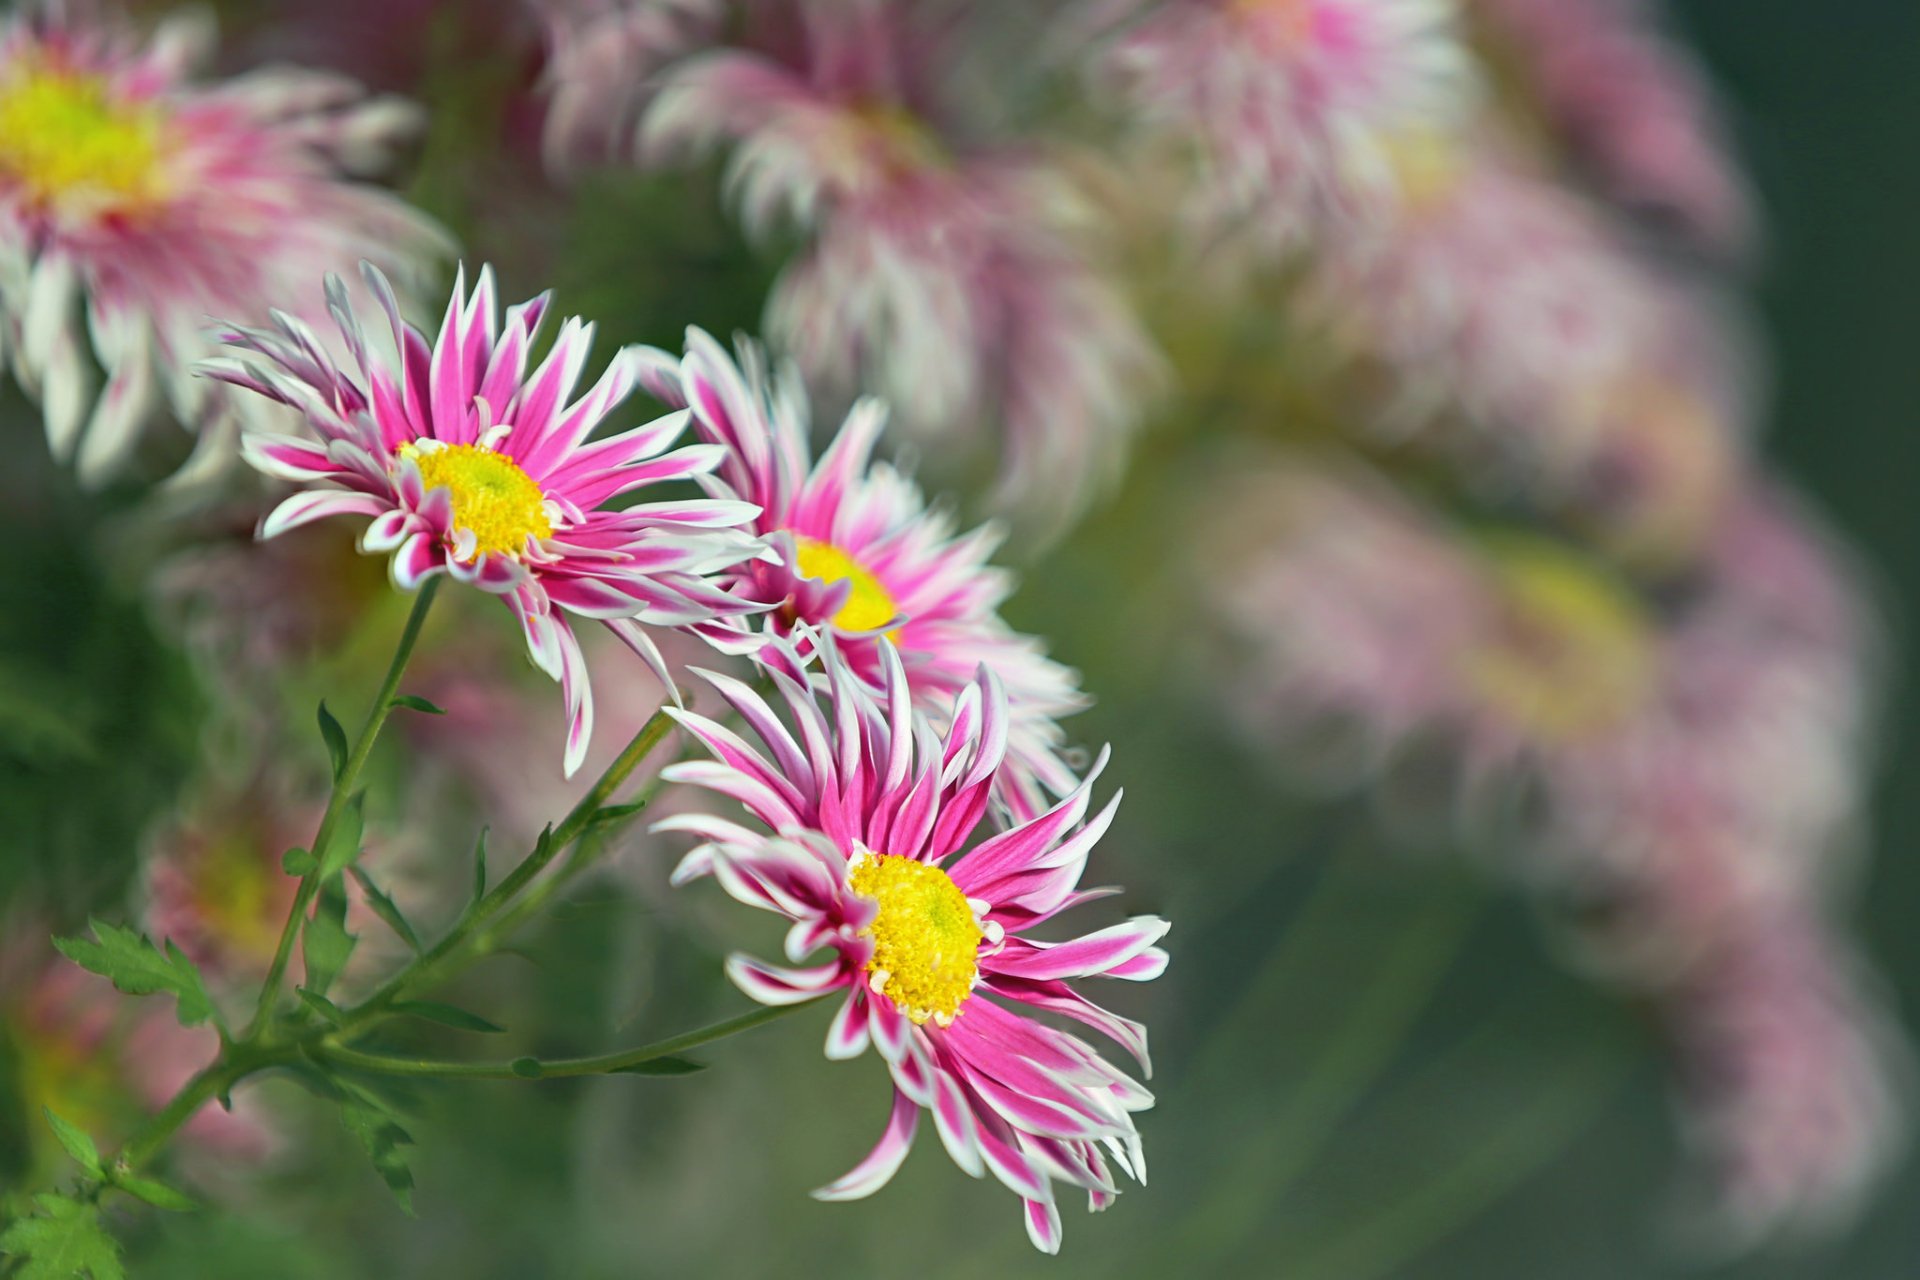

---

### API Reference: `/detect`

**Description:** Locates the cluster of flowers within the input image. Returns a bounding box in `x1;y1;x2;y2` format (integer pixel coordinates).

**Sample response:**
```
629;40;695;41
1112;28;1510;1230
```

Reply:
1130;0;1898;1250
0;0;1898;1259
0;0;1167;1254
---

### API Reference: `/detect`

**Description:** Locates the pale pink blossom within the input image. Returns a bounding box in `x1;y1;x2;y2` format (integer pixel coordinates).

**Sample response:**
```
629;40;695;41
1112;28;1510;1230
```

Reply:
0;1;449;485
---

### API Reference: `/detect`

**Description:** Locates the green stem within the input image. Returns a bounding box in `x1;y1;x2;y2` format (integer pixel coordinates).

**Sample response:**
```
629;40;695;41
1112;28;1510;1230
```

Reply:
245;577;442;1039
336;705;678;1034
118;1038;295;1173
319;999;818;1081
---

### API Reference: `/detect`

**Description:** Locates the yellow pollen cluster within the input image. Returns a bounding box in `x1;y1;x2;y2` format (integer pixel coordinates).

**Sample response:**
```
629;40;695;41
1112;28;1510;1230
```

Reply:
1233;0;1317;50
795;536;901;634
407;443;553;559
1463;536;1655;742
0;66;165;212
848;853;983;1026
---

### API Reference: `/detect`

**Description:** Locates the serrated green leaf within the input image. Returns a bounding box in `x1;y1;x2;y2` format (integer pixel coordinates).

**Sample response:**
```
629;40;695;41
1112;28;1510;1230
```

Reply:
316;792;366;880
294;988;345;1024
389;694;447;716
608;1056;706;1077
0;1193;125;1279
281;846;316;876
301;884;357;998
348;866;422;954
41;1109;101;1175
340;1102;415;1215
316;701;349;781
392;1001;504;1034
53;922;215;1028
509;1057;544;1079
110;1173;197;1213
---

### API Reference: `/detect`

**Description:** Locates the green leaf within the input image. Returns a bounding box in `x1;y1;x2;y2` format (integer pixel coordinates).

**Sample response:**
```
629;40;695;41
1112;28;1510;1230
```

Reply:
509;1057;543;1079
471;826;490;903
608;1056;706;1077
301;882;357;998
392;1001;504;1034
281;846;316;877
0;1193;125;1279
41;1109;101;1175
348;866;422;954
315;792;366;880
294;988;345;1025
110;1174;197;1213
588;799;650;830
54;922;215;1028
389;694;446;716
316;701;349;781
340;1102;415;1215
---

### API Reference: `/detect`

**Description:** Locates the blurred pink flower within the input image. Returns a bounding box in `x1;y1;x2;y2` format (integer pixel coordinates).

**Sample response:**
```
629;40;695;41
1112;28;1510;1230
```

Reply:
1467;0;1753;256
140;777;318;984
660;639;1163;1254
1097;0;1474;255
1195;453;1905;1239
1303;136;1747;556
0;1;449;485
207;264;769;776
638;0;1163;520
1667;908;1905;1249
645;328;1090;819
540;0;721;169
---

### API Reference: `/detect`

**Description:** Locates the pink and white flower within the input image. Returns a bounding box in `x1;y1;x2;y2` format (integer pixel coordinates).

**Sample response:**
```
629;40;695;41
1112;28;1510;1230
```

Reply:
205;264;769;776
641;0;1163;519
1466;0;1753;256
657;639;1166;1253
0;1;449;485
540;0;721;170
642;328;1089;819
1098;0;1475;255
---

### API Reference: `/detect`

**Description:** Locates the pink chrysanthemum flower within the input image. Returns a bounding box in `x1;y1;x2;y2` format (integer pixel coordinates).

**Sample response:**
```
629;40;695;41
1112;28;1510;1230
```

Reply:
657;639;1166;1253
205;264;769;776
0;1;448;484
640;1;1162;519
639;328;1089;819
1467;0;1753;256
1099;0;1474;254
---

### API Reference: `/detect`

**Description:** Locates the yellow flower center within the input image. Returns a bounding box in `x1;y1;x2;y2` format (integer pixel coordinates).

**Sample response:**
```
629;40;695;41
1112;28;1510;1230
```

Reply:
192;835;290;965
794;536;900;633
0;64;165;213
848;853;982;1026
1462;536;1656;743
407;443;553;559
1381;126;1466;214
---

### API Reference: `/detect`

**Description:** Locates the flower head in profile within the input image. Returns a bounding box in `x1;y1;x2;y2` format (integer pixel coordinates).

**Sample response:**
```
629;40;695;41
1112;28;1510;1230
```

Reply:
1098;0;1474;254
658;639;1166;1253
640;0;1162;521
641;329;1089;818
0;1;448;484
206;264;768;776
